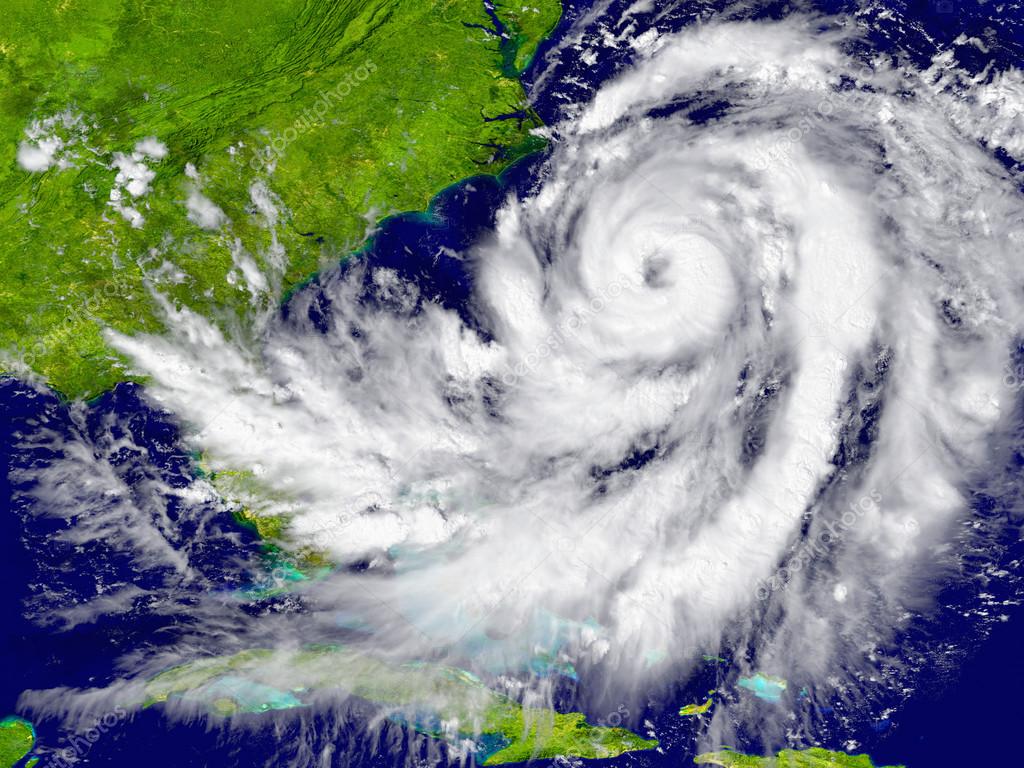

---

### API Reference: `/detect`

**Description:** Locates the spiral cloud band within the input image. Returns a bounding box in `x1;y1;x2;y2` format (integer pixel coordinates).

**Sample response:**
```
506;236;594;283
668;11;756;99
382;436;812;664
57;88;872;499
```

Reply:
24;11;1023;754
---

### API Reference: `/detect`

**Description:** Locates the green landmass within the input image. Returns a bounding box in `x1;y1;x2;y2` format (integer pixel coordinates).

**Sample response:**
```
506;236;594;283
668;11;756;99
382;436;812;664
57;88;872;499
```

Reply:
197;457;294;544
492;0;563;74
0;0;561;399
141;645;656;764
694;747;904;768
679;690;715;716
213;468;291;541
0;717;34;768
201;460;334;586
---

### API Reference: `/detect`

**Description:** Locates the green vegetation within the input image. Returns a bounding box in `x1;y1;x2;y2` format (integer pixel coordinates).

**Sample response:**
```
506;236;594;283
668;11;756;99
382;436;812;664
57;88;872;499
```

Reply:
694;747;904;768
0;0;561;398
200;460;334;584
483;710;654;765
0;717;34;768
679;690;715;716
207;464;292;542
141;645;655;764
233;507;289;544
492;0;563;74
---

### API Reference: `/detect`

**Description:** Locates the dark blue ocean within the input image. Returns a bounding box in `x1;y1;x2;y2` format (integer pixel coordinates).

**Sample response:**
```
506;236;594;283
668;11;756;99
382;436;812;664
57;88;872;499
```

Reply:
3;1;1023;765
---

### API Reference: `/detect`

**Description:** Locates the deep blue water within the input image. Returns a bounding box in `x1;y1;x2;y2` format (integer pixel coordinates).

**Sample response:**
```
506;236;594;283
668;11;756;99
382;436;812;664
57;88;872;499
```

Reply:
3;1;1024;766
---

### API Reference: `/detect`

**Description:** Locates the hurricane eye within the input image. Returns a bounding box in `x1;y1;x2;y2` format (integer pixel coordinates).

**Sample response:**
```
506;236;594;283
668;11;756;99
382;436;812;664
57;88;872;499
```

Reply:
642;253;672;288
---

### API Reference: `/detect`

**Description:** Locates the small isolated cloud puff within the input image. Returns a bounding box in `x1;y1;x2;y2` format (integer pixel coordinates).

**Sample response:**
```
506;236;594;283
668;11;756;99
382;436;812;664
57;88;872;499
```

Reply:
134;136;168;160
111;152;156;198
185;189;226;230
17;138;61;172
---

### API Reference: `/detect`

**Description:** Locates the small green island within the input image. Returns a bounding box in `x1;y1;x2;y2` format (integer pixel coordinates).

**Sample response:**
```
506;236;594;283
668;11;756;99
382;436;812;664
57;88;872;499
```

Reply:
679;691;715;716
0;717;34;768
140;645;657;765
694;747;904;768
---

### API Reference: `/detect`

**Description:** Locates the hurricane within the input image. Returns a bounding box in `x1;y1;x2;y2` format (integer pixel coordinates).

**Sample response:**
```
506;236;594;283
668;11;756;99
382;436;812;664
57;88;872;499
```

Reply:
7;3;1024;766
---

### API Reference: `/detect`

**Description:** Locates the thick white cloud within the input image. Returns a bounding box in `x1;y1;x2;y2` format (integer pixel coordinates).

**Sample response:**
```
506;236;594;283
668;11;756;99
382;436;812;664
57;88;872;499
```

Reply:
134;136;168;160
15;109;87;172
185;189;226;230
16;139;61;172
21;12;1024;755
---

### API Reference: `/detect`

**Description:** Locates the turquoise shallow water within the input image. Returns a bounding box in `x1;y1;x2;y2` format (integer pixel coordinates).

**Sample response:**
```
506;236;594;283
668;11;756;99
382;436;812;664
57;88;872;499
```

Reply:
737;674;787;704
189;675;305;713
